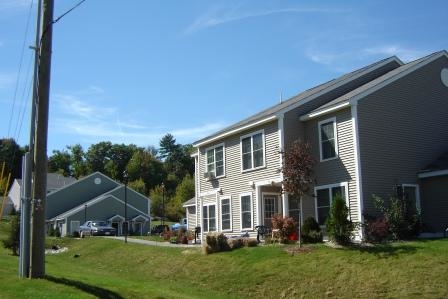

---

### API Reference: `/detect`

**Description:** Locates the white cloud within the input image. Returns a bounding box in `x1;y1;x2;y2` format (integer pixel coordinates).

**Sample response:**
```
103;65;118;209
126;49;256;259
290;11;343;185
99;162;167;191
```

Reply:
362;46;428;62
304;44;431;73
184;7;348;34
50;88;227;148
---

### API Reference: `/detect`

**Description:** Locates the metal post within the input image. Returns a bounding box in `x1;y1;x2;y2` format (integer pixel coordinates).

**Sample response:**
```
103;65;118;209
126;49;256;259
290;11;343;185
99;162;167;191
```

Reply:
161;183;165;227
84;204;87;223
123;171;128;243
19;0;42;279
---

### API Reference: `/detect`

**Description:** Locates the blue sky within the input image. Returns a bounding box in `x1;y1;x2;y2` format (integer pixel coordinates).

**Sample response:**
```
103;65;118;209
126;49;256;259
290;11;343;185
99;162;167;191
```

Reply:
1;0;447;154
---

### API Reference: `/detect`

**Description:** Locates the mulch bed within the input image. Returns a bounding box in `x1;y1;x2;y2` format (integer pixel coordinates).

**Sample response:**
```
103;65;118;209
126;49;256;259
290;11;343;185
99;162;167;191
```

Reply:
284;246;313;255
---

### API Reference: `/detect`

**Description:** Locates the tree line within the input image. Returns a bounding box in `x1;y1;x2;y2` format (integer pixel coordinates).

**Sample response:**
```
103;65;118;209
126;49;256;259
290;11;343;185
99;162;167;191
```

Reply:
0;134;195;221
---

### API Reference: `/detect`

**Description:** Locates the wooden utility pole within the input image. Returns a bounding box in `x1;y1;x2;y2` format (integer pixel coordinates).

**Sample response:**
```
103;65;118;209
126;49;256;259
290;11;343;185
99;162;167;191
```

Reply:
30;0;54;279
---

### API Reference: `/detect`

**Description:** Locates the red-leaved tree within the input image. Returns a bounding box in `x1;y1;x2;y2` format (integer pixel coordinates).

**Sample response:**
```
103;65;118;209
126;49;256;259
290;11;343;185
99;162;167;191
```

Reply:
281;140;315;247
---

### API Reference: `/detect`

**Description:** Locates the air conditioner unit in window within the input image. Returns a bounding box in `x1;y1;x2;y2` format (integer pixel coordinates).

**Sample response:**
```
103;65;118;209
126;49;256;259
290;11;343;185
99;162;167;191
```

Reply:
203;172;215;181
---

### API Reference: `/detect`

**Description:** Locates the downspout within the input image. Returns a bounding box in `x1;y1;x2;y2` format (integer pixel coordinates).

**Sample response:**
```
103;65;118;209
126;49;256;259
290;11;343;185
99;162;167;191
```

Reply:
350;101;364;239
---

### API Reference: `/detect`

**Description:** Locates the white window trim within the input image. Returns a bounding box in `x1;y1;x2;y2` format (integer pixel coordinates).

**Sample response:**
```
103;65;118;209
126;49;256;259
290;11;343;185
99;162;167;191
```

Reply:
219;196;232;232
318;117;339;162
401;184;421;212
202;202;217;233
205;143;226;178
240;192;253;231
240;129;266;173
314;182;349;225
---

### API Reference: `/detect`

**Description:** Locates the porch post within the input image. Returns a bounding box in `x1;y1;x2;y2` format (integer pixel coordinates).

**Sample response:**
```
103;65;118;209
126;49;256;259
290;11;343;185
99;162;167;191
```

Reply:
282;192;289;217
256;185;262;226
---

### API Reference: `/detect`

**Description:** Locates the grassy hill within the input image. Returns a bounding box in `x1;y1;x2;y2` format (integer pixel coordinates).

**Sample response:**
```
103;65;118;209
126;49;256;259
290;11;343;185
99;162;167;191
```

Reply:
1;219;447;298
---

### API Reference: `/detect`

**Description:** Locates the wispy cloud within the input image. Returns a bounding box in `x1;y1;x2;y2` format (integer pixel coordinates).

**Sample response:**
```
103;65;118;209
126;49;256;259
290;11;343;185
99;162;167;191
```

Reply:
50;88;227;148
185;7;348;34
362;45;428;62
304;44;430;72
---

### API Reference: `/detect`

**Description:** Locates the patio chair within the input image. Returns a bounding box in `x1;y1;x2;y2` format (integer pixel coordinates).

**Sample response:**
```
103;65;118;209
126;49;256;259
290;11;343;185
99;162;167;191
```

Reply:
255;225;270;243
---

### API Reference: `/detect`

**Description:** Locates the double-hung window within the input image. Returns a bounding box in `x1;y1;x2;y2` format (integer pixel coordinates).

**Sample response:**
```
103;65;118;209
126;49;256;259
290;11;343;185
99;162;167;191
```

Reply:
206;144;224;178
202;204;216;232
315;183;347;225
241;131;265;171
318;118;338;161
220;197;231;231
240;194;252;230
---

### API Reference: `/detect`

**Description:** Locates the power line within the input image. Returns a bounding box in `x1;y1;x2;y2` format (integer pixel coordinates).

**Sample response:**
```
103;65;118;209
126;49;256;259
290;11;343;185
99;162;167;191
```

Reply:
40;0;87;45
53;0;87;24
6;0;35;138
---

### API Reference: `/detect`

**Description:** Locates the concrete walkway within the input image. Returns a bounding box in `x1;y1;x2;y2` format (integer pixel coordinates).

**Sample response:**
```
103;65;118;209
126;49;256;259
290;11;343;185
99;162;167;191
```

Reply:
107;236;201;248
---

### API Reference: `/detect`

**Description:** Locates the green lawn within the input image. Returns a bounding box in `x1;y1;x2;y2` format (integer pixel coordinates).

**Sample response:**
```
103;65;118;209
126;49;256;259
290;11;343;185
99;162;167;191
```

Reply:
1;219;447;298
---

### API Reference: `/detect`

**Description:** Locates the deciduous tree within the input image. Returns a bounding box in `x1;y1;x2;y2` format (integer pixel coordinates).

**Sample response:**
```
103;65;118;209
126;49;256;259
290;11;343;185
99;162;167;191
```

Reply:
281;140;315;247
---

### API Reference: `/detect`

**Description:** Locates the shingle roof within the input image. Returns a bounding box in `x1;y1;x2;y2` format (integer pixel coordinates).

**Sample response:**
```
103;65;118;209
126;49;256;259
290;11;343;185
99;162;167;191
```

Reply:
304;51;448;117
193;55;403;147
421;151;448;172
47;173;77;191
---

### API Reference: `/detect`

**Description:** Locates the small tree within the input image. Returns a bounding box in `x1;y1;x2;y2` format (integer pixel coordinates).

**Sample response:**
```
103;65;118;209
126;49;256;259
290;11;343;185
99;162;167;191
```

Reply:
281;140;315;247
372;194;420;240
2;212;20;255
326;194;354;244
302;216;323;243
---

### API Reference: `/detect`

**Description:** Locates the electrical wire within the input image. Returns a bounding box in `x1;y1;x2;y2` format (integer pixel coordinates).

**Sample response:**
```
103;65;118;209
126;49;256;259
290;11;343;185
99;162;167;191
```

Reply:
6;0;35;139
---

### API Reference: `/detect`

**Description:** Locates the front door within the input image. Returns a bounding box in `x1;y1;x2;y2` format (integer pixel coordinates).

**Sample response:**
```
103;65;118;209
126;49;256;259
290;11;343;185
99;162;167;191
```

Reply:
263;194;280;228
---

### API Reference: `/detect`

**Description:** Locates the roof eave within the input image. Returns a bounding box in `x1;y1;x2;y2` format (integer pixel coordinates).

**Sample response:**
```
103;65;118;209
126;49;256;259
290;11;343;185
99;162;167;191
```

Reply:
193;115;277;148
300;101;351;121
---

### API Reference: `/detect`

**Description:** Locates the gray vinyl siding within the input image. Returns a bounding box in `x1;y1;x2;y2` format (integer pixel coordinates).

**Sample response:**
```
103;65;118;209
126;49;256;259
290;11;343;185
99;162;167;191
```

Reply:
186;206;196;230
283;59;400;148
358;56;448;216
108;187;149;216
304;107;359;222
199;121;280;195
197;121;279;236
65;197;149;235
420;175;448;233
46;173;118;219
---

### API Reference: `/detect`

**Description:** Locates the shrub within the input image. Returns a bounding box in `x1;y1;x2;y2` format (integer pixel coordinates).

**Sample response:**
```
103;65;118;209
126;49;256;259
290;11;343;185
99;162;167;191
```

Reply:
227;238;244;250
2;213;20;255
365;217;389;243
205;233;230;253
243;238;258;247
271;214;297;243
373;195;420;240
55;226;61;238
326;194;354;244
301;216;323;243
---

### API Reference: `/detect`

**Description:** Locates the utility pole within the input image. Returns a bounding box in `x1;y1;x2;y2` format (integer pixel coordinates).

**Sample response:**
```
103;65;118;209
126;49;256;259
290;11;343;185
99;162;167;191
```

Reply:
19;0;42;279
30;0;54;279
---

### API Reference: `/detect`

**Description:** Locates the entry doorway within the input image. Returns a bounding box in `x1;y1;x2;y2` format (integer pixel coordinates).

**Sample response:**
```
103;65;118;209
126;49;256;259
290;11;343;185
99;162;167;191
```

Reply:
263;193;281;227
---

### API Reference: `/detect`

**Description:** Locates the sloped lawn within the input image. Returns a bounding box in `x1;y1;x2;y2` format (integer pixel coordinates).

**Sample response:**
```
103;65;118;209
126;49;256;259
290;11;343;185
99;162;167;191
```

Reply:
1;219;447;298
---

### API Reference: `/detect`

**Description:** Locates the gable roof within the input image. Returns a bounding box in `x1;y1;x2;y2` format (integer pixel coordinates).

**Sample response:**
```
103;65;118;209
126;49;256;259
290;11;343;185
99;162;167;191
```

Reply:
301;50;448;120
193;55;403;147
50;193;149;221
47;173;77;191
183;197;195;207
418;151;448;178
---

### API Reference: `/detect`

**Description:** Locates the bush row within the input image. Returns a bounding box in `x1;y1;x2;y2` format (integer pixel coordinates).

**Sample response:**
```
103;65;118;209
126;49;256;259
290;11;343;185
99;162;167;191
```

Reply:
203;233;258;254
